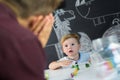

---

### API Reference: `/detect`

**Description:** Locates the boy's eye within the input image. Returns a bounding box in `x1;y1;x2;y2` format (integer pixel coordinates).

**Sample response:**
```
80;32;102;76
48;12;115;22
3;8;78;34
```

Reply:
71;43;75;46
65;45;68;47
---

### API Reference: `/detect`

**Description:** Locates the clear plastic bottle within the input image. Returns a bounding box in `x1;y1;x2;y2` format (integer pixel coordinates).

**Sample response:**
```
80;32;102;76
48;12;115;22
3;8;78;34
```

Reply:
93;35;120;75
91;35;120;80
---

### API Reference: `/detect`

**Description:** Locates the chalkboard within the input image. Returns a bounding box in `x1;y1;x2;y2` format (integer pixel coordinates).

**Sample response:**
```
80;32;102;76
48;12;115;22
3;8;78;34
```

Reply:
45;0;120;69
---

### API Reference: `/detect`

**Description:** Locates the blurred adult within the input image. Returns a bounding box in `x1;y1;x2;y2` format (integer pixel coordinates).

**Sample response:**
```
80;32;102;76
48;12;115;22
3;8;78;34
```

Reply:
0;0;62;80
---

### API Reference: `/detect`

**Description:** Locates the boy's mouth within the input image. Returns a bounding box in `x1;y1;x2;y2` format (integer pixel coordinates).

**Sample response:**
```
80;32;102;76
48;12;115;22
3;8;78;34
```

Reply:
69;50;73;52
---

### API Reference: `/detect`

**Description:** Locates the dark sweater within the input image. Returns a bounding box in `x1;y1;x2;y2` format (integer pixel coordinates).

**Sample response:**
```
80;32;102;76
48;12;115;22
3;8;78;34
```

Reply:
0;3;46;80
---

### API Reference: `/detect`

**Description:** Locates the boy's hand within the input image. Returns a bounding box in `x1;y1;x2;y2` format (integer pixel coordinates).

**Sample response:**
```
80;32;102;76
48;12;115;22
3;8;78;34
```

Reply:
58;60;73;67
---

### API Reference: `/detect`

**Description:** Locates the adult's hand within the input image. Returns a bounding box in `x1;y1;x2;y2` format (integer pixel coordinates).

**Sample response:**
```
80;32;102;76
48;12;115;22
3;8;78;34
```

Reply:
30;13;54;47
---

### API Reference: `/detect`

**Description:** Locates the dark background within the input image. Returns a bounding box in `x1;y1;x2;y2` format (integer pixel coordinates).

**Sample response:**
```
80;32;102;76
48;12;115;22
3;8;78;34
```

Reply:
44;0;120;69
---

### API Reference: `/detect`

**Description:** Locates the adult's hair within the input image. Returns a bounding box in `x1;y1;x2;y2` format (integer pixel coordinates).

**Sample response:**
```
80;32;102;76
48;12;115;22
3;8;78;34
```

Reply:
60;33;80;45
0;0;62;18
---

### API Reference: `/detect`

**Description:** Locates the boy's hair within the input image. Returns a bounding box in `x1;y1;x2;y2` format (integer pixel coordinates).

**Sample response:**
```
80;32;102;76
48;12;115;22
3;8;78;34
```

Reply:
1;0;62;18
60;33;80;45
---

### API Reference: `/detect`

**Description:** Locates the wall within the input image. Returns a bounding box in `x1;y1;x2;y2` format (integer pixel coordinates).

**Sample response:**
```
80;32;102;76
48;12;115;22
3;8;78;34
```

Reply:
45;0;120;68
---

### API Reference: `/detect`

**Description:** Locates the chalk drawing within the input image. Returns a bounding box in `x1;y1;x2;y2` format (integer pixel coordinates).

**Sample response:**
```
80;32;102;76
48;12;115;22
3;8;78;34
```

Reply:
75;0;120;26
103;18;120;42
47;9;92;58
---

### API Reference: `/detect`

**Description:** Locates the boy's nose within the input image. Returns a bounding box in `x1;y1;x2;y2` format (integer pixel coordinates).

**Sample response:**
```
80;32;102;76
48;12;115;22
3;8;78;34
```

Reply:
68;45;72;49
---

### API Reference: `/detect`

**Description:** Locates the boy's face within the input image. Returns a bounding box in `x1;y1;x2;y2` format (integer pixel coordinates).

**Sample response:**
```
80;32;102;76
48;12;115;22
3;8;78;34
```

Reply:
62;38;80;57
